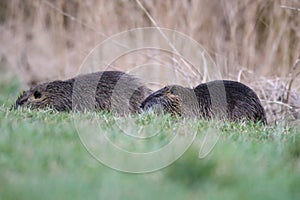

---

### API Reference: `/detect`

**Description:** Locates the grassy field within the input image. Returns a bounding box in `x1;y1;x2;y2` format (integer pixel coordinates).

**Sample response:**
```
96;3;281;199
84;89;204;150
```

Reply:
1;72;300;200
1;1;299;199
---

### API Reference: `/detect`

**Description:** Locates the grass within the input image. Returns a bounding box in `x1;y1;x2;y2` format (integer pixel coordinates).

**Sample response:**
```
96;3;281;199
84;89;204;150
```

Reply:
1;1;299;199
0;74;300;200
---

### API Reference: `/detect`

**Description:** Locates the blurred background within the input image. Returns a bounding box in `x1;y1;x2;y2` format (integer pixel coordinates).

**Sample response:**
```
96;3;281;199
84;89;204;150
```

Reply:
0;0;299;122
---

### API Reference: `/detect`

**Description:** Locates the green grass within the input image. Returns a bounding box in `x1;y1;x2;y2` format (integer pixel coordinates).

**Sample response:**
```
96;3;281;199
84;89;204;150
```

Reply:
0;73;300;200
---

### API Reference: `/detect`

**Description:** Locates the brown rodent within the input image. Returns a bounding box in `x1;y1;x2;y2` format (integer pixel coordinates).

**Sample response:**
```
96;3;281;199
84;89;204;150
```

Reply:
15;71;152;114
141;80;267;124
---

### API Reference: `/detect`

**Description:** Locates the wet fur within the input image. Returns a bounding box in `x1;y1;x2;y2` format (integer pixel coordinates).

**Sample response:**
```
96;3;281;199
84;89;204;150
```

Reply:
141;80;267;124
15;71;152;114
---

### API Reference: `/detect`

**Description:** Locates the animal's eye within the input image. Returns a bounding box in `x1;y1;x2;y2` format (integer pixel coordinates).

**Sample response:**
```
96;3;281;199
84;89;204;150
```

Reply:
33;91;42;99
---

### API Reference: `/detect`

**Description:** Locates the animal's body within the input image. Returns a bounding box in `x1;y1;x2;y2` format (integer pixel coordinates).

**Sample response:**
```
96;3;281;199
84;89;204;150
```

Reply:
15;71;152;114
141;80;267;124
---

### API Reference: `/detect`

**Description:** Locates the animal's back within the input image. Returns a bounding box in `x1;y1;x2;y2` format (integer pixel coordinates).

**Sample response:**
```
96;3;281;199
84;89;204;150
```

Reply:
71;71;152;113
194;80;267;124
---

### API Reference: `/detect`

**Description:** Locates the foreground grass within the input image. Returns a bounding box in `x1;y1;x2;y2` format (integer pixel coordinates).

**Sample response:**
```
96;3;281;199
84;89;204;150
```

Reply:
0;75;300;200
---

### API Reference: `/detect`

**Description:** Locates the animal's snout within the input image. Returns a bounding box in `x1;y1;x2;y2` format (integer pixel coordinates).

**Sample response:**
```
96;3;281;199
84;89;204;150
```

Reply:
16;96;28;106
140;97;166;114
15;92;29;108
12;98;26;110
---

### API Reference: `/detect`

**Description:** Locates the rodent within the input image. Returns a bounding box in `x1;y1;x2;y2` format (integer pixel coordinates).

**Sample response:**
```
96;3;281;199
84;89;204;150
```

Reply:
15;71;152;114
141;80;267;124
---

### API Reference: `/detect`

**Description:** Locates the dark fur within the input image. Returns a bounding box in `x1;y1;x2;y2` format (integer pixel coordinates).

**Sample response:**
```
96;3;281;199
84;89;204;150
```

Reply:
141;80;267;124
15;71;152;114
